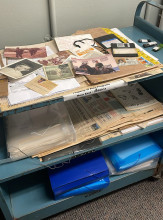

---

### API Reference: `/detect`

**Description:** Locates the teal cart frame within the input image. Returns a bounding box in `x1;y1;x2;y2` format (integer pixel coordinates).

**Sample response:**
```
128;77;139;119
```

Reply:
0;1;163;219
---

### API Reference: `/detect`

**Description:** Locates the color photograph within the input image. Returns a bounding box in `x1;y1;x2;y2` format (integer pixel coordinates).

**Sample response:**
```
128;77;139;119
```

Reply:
4;46;47;59
72;54;119;75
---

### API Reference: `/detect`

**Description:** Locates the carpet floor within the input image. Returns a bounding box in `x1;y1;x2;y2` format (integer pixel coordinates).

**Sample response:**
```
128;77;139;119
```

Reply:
1;176;163;220
45;177;163;220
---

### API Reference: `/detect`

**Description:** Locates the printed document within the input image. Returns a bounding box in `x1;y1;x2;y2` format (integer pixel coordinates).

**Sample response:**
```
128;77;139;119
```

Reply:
55;34;95;51
8;68;80;105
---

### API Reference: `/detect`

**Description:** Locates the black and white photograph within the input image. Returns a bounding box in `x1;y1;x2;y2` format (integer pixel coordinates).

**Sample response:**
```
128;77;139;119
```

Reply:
0;59;42;79
44;63;74;80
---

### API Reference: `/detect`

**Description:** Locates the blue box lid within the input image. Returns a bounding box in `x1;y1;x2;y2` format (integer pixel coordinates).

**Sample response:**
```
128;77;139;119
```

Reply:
49;151;109;196
56;176;110;200
104;135;162;172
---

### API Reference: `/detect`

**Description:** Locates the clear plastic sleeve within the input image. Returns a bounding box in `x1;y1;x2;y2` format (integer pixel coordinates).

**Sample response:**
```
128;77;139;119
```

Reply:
5;102;76;160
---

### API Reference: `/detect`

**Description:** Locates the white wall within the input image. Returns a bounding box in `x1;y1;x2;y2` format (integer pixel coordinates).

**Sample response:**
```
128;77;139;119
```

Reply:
0;0;50;49
0;0;162;49
49;0;143;37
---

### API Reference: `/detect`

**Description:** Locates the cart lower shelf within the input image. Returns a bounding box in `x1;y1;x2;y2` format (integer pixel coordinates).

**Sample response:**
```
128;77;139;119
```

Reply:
0;168;156;220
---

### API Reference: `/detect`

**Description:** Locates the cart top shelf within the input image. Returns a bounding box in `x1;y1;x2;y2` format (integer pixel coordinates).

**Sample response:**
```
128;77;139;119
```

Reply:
0;1;163;116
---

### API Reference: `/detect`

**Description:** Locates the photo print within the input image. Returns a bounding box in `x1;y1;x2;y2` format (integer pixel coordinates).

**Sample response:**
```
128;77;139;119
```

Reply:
44;63;74;80
72;54;119;75
4;46;47;59
0;59;42;79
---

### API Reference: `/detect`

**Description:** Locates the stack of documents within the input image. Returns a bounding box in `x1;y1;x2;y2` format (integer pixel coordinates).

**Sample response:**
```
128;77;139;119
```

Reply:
33;83;163;159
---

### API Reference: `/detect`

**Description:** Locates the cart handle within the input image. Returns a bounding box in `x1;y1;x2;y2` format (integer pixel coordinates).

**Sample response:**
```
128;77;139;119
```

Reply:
135;1;163;18
134;1;163;42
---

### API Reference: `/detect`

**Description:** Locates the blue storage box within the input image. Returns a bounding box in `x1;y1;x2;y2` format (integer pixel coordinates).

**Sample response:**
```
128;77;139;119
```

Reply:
56;176;110;200
49;151;109;198
103;135;162;172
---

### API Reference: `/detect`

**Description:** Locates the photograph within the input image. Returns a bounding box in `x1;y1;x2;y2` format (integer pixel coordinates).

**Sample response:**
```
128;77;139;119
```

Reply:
0;59;42;79
72;54;119;75
117;58;126;66
116;58;139;66
44;63;74;80
38;51;70;66
38;77;46;83
4;46;47;59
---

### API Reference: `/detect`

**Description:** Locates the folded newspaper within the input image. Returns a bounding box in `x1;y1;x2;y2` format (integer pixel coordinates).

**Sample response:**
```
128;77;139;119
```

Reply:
34;83;163;158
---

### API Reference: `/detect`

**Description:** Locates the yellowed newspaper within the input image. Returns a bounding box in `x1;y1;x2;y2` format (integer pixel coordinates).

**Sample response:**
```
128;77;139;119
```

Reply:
34;88;163;158
111;83;160;111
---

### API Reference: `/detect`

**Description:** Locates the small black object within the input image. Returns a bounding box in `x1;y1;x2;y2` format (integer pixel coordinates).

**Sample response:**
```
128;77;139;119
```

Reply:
111;43;138;57
111;43;135;48
138;39;151;43
73;38;95;48
143;41;157;48
94;34;123;49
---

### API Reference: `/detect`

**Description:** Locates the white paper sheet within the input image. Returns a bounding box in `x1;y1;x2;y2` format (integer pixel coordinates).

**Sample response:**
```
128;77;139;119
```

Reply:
55;34;95;51
121;117;163;134
8;67;80;105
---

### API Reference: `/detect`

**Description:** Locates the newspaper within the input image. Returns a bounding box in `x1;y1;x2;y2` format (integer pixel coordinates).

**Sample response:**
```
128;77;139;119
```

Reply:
111;83;160;111
100;116;163;143
65;91;131;142
66;91;162;143
34;89;163;158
